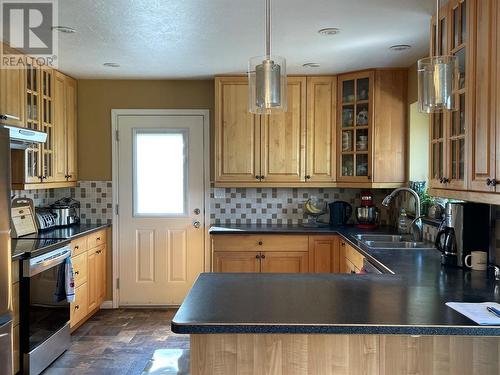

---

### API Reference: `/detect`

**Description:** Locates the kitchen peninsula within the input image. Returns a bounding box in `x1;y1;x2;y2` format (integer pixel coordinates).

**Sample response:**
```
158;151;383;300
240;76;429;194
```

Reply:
172;225;500;375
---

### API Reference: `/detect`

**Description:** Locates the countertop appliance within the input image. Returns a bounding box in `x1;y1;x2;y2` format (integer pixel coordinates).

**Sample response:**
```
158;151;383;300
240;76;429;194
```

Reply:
355;191;379;229
34;209;57;231
1;124;47;375
329;201;352;226
50;198;80;227
435;202;490;267
21;243;72;375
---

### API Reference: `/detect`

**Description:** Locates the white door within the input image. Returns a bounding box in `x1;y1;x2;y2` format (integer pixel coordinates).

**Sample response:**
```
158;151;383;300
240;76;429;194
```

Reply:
117;114;205;305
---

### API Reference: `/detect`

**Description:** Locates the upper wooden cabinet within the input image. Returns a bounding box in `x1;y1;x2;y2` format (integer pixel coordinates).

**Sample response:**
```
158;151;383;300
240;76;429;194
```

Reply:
337;69;407;186
429;0;500;204
0;43;25;127
215;72;406;188
9;53;78;189
306;77;337;183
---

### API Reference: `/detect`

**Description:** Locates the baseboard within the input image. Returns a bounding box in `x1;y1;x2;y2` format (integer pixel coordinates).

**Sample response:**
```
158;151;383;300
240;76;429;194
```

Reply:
100;300;113;309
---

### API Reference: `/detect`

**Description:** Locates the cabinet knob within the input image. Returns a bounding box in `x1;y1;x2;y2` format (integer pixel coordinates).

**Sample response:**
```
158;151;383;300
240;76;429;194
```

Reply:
367;175;371;180
350;270;356;274
261;254;266;259
487;178;498;187
260;175;265;180
74;271;79;275
255;254;260;259
75;305;79;310
305;175;311;180
255;176;261;181
258;241;263;246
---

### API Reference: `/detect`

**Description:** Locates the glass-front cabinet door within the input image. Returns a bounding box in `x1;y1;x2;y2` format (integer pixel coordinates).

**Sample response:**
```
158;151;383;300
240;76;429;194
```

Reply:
337;71;373;182
25;57;42;183
447;0;467;190
40;67;55;182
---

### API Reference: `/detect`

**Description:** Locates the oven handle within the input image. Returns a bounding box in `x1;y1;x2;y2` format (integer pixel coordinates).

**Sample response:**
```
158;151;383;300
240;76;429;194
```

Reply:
23;247;72;277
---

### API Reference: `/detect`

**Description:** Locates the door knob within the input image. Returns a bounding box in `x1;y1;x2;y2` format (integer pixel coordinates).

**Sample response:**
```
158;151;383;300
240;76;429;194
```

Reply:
193;221;201;229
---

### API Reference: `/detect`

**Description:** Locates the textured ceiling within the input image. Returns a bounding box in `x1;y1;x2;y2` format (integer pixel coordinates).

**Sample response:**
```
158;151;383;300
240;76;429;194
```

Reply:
55;0;435;79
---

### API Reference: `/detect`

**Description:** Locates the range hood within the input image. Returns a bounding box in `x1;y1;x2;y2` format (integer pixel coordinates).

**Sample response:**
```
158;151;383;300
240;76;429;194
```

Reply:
1;123;47;149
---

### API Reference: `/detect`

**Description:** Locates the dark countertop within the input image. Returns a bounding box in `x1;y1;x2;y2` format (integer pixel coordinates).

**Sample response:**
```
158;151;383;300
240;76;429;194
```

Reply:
172;224;500;336
12;223;110;260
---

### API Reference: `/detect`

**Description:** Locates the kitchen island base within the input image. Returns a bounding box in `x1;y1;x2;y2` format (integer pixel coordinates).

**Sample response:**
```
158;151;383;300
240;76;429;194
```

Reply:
190;333;500;375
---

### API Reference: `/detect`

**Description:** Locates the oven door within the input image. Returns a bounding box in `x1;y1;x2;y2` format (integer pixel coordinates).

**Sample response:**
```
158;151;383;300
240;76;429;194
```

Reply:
22;246;71;374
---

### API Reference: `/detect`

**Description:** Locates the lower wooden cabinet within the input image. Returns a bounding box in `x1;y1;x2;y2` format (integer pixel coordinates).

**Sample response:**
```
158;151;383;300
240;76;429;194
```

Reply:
70;229;108;330
70;283;88;327
261;252;308;273
212;234;366;275
308;236;340;273
213;251;260;272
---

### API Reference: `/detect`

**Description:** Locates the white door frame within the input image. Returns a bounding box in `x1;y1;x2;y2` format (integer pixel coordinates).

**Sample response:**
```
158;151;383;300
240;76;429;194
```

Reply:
111;109;210;308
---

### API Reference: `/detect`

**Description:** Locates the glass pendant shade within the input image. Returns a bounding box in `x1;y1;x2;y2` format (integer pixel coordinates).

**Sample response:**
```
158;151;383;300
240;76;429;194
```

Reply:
417;55;458;113
248;55;287;114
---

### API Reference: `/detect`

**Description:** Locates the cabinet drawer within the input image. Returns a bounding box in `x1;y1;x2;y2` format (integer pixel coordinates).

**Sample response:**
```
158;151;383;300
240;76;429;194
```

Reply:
212;235;309;252
70;283;88;328
12;261;19;284
72;252;88;288
12;282;19;326
88;229;106;249
72;237;88;257
345;244;365;270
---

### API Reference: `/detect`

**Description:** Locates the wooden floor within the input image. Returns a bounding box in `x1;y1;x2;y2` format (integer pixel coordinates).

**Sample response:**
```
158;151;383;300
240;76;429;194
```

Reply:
42;309;189;375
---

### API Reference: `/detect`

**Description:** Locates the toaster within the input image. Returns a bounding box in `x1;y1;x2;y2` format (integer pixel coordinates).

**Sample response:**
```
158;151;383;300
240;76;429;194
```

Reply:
35;209;57;230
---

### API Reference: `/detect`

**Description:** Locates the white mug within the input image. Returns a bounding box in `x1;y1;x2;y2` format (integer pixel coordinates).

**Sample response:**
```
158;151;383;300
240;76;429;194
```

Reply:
465;251;487;271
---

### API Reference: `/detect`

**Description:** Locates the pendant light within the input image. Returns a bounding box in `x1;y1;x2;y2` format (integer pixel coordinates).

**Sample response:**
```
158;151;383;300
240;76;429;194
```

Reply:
417;0;458;113
248;0;287;114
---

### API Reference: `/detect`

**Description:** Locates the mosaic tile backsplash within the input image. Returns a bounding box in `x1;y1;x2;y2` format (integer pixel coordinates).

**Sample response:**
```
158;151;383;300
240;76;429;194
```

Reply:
209;188;396;226
13;181;113;225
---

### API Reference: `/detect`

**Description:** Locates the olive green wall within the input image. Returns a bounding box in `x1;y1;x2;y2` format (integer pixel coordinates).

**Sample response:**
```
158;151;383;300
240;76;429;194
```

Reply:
77;79;215;181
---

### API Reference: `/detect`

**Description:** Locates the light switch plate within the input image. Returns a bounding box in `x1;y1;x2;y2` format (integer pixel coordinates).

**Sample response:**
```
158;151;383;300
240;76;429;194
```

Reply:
214;188;226;199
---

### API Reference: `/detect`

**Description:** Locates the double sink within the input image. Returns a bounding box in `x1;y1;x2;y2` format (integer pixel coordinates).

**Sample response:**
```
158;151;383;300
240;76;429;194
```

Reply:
353;234;436;250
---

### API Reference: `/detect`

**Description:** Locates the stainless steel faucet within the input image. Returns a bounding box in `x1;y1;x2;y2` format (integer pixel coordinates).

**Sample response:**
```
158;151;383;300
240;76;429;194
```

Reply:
382;187;423;242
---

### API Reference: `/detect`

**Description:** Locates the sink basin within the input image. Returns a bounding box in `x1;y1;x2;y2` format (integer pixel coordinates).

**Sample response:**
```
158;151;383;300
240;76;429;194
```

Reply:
353;234;436;250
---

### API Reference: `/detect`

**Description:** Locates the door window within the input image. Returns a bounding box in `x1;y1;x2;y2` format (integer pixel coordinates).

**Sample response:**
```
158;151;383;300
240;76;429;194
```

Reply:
133;130;187;216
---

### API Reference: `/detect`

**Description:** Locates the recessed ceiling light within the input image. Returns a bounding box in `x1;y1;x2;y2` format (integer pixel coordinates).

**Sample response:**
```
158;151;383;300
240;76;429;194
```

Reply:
103;62;120;68
51;26;76;34
318;28;341;36
390;44;412;51
302;62;321;68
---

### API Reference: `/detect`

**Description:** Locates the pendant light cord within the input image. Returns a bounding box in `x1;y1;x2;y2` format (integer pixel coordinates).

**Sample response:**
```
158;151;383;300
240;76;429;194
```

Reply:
265;0;271;57
435;0;439;57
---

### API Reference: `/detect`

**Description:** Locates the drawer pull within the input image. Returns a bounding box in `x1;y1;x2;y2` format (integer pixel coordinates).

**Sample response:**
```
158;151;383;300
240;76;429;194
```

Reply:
74;246;79;250
74;271;79;275
75;305;79;310
96;237;101;241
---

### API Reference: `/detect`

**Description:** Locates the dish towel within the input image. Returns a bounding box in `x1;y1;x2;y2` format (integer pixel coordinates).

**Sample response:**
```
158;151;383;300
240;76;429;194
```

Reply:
54;257;75;303
65;257;75;303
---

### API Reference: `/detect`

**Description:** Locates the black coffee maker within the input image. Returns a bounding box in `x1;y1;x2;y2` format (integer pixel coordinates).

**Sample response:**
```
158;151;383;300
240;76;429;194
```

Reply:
435;202;490;267
329;201;352;226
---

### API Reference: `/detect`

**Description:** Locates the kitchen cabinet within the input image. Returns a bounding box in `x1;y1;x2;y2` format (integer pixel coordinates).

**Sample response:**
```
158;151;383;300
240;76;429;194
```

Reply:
69;229;108;331
306;77;337;183
212;234;310;272
308;235;340;273
215;76;306;185
337;69;407;186
9;51;78;189
0;43;25;128
213;251;261;272
54;71;78;183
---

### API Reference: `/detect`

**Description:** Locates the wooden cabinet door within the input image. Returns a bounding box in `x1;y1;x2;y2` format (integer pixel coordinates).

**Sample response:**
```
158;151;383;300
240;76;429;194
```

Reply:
96;246;106;304
72;252;88;288
87;249;98;312
40;67;56;182
337;71;374;183
53;72;68;182
260;77;306;183
65;76;78;181
0;44;25;127
373;70;407;184
469;0;497;192
215;77;260;182
308;236;340;273
261;252;309;273
306;77;337;183
213;251;260;272
70;283;88;328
